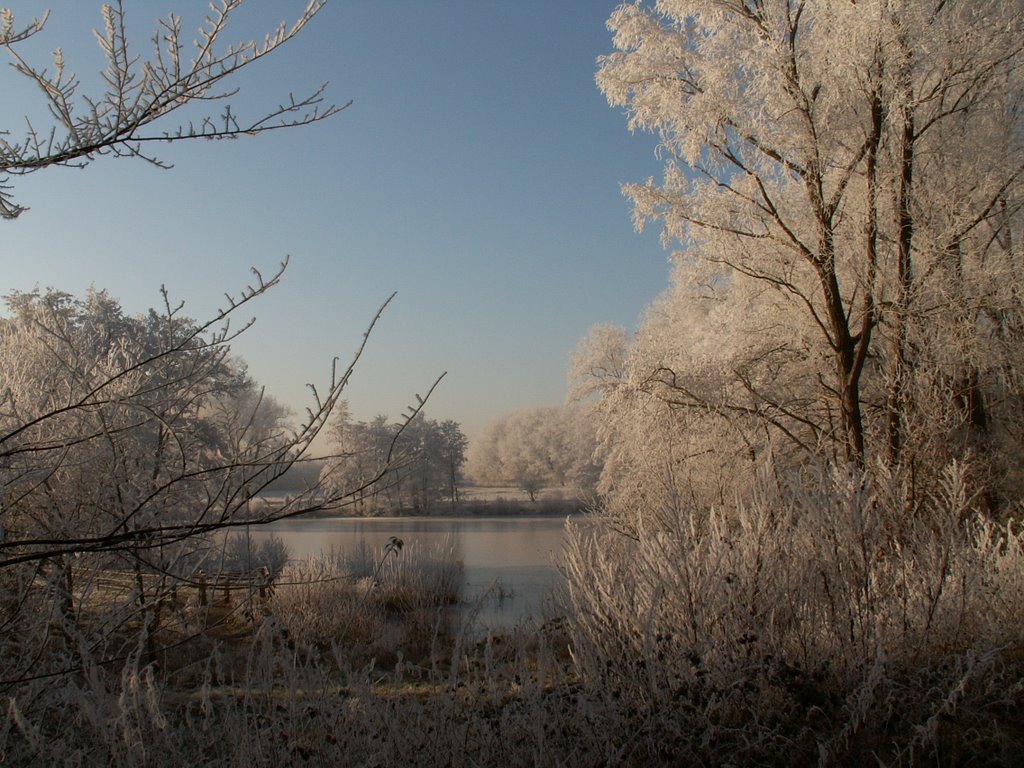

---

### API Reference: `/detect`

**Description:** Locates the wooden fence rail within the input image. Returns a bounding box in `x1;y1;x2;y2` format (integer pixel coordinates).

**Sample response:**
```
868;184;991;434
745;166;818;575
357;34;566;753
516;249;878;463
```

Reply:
89;567;275;607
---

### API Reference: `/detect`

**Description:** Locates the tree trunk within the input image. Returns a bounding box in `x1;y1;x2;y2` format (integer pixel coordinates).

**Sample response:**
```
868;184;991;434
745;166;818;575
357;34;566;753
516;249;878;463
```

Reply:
815;215;868;465
886;50;916;468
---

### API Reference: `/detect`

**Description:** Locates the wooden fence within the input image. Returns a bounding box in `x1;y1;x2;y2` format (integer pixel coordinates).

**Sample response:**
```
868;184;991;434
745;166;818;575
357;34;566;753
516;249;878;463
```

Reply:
91;567;275;608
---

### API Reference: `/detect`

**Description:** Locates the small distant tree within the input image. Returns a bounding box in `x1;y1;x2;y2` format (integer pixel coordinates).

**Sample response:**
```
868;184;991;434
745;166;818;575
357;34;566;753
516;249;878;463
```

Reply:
319;406;461;514
439;419;469;505
467;406;600;501
0;1;346;218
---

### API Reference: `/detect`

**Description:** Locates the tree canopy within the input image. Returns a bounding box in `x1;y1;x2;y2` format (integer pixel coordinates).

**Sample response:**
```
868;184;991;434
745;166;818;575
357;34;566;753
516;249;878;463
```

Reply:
320;408;467;514
466;406;600;501
582;0;1024;512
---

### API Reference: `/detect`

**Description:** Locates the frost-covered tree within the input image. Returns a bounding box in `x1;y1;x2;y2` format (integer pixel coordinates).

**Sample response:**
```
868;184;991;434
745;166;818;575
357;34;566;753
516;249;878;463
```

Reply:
1;287;255;557
596;0;1024;492
0;1;359;670
466;406;600;500
438;418;469;504
319;408;464;514
569;295;797;524
0;264;393;683
558;9;1024;761
0;1;345;218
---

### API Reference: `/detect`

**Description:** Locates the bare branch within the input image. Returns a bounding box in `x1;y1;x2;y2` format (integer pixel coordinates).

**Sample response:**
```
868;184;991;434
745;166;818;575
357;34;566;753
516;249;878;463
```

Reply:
0;1;346;218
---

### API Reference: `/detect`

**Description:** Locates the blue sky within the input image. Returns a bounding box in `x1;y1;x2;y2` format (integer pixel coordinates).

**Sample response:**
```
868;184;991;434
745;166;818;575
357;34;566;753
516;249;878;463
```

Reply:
2;1;669;441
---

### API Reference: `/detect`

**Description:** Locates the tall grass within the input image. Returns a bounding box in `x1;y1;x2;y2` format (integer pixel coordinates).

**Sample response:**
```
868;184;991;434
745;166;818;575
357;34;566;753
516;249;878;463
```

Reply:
268;537;463;654
564;460;1024;764
3;462;1022;766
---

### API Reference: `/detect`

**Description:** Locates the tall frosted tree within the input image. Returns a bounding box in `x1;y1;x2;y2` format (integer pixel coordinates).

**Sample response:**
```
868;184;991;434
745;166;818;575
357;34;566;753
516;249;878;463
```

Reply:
0;267;399;682
557;9;1024;762
597;0;1024;482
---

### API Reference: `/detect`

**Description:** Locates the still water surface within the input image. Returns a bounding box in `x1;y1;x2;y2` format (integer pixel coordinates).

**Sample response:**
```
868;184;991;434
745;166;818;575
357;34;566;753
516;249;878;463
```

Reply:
247;515;575;631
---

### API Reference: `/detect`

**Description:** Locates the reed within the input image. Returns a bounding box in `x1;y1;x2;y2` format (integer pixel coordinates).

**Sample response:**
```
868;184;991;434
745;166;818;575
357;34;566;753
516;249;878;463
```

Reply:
4;463;1022;766
267;536;463;651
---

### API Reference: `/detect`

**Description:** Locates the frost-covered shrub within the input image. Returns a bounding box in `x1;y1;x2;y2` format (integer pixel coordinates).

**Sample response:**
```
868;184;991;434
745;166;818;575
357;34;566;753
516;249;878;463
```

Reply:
376;539;463;611
1;594;588;768
565;460;1024;764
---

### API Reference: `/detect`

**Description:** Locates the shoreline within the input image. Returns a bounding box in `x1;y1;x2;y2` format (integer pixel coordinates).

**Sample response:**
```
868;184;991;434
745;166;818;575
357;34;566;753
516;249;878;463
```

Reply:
250;490;590;520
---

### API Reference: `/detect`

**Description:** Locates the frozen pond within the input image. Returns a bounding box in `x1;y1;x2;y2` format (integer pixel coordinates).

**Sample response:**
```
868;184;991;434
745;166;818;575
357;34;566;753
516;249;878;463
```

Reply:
244;515;576;632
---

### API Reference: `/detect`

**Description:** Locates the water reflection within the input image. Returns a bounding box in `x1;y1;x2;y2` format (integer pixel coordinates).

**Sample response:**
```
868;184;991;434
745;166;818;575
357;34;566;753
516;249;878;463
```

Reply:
245;515;574;632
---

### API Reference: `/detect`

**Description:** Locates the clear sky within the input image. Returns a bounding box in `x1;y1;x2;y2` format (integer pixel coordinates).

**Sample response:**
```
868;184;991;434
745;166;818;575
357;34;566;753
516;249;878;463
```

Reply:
2;1;669;441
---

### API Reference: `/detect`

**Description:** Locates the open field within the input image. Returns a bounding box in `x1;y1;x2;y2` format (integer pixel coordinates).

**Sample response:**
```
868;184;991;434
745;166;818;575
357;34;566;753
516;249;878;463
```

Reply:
457;485;570;502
